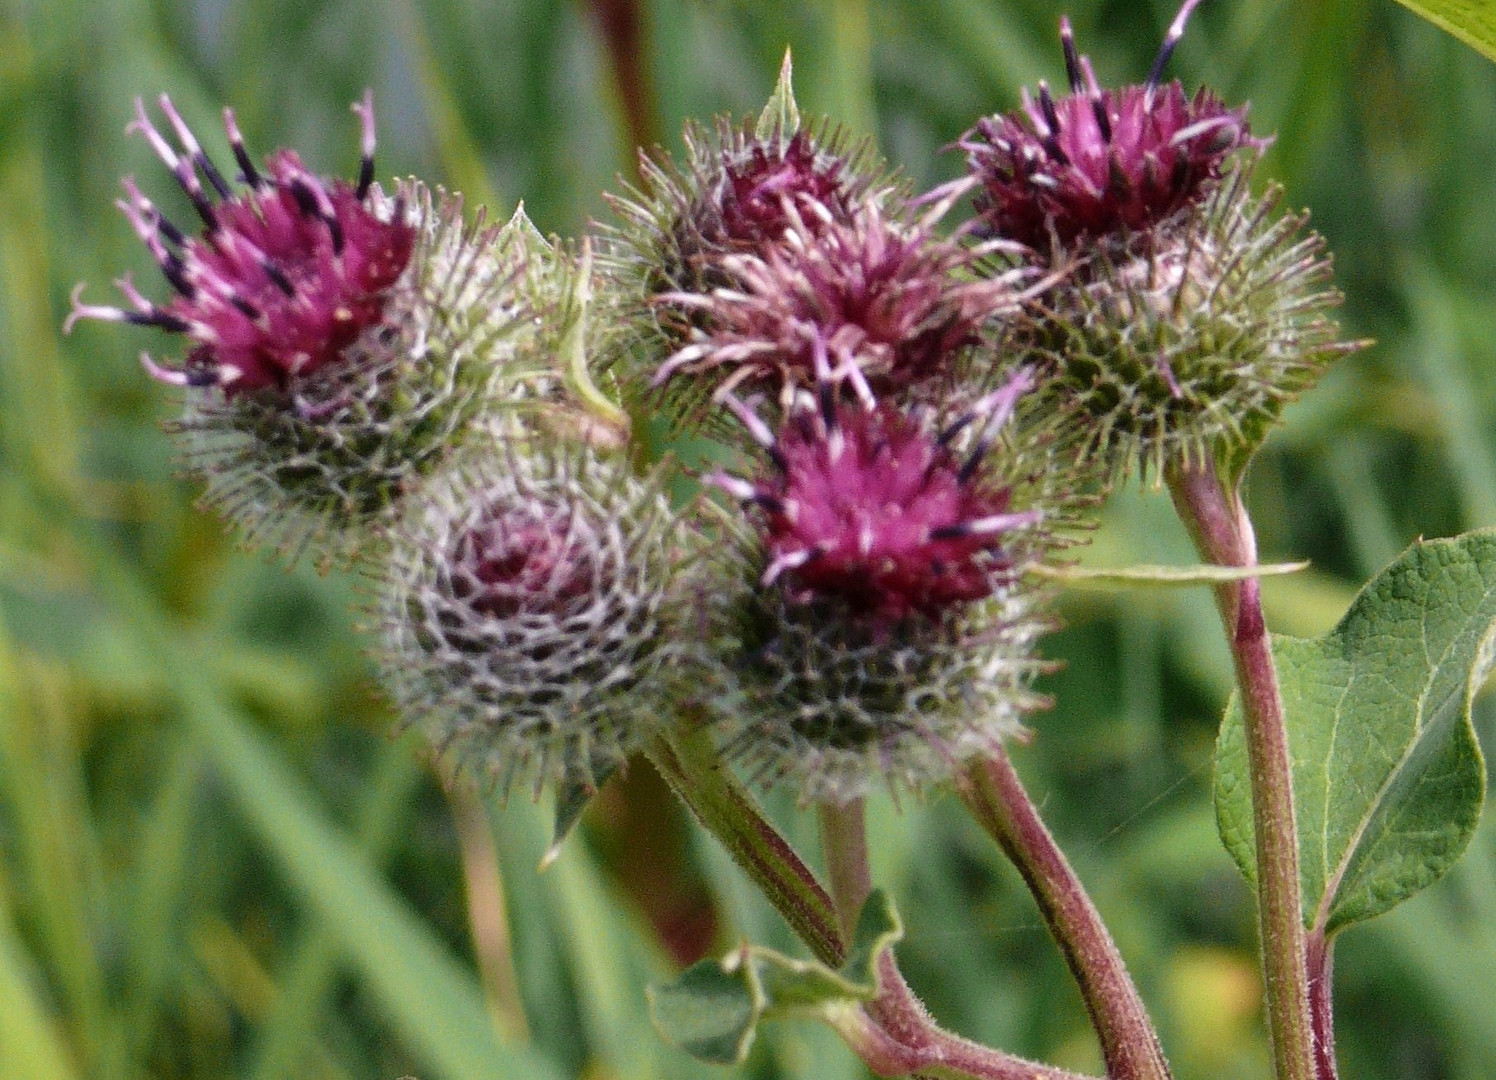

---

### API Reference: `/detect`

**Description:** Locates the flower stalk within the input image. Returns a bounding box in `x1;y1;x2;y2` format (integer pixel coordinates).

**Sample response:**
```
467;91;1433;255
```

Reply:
959;748;1171;1080
830;1005;1099;1080
1306;932;1338;1080
1166;461;1315;1080
819;794;1101;1080
819;798;874;942
645;726;846;966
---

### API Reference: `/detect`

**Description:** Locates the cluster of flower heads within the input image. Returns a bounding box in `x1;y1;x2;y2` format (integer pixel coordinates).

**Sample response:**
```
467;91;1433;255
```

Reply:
596;55;1076;803
71;0;1358;806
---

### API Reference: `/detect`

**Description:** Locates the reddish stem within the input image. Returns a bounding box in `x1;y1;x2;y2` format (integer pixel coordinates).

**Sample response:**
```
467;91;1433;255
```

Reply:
818;800;1102;1080
834;1002;1099;1080
1167;462;1316;1080
959;750;1172;1080
1307;933;1338;1080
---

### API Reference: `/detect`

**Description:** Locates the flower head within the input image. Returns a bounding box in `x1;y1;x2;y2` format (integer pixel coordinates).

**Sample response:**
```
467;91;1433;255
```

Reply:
961;0;1261;252
656;197;1030;409
67;92;560;566
67;92;415;393
712;377;1040;626
700;373;1053;803
377;451;698;796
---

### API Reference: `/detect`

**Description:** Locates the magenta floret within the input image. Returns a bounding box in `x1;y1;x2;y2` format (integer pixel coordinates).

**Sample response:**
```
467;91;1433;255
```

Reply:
714;130;851;248
718;390;1041;627
962;2;1261;249
657;200;1024;402
67;92;414;395
451;508;602;623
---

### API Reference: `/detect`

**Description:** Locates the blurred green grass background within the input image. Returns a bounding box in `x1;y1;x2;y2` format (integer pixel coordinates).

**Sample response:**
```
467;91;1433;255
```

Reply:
4;0;1496;1077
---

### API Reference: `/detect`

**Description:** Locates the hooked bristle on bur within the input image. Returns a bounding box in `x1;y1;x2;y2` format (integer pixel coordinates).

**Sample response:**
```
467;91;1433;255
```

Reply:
1015;165;1363;483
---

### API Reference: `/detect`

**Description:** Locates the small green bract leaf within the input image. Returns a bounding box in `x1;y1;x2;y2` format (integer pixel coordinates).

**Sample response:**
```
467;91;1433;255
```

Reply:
1030;560;1308;590
1394;1;1496;65
647;958;763;1065
647;890;901;1064
756;48;802;142
539;763;617;871
1216;531;1494;938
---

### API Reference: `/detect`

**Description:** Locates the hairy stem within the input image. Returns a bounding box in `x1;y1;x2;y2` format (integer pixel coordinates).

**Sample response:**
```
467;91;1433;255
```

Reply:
818;799;1098;1080
832;1005;1101;1080
1306;933;1338;1080
959;750;1172;1080
819;799;874;940
646;728;845;966
1166;462;1316;1080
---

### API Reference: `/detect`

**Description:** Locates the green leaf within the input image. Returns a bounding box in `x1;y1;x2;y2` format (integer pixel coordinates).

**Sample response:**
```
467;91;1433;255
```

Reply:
648;890;901;1065
1216;531;1495;938
755;48;801;143
1393;1;1496;65
540;763;616;871
1030;560;1308;590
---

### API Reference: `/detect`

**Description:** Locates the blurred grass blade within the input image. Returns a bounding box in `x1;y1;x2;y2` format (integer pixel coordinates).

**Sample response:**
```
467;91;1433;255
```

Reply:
246;741;424;1080
0;638;109;1068
393;0;503;210
0;627;83;1080
171;672;565;1080
0;896;83;1080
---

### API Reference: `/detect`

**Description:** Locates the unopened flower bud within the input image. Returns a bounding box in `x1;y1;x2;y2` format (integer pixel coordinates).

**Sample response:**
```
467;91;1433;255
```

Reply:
376;450;699;795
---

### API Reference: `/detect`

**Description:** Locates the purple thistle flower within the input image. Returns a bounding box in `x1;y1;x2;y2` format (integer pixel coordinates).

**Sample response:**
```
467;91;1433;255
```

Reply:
67;91;415;395
712;371;1041;629
656;197;1030;406
961;0;1261;251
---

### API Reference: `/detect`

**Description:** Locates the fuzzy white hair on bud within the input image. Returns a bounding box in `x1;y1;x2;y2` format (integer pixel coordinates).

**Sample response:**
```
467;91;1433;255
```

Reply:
374;449;702;797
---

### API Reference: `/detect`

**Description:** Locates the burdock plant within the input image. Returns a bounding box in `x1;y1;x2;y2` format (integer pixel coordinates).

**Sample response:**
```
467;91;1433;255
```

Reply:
70;5;1496;1080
